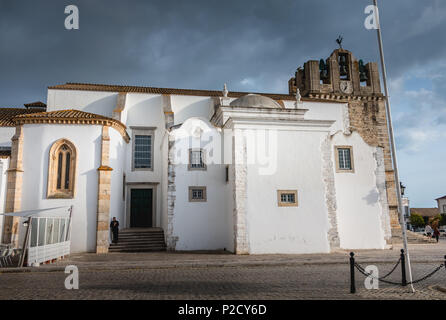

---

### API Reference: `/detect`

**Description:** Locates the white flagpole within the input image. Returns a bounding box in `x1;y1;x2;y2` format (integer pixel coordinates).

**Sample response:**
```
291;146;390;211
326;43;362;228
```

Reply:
372;0;415;292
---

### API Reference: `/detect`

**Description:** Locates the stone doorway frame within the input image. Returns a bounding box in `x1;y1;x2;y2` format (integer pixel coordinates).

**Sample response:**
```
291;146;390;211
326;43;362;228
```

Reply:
125;182;158;229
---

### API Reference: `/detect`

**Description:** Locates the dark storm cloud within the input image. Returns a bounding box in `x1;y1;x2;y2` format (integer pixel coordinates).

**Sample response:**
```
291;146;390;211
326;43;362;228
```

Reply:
2;0;446;106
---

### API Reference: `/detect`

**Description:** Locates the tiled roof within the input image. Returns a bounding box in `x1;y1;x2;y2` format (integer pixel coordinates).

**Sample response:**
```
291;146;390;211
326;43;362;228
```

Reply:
13;109;130;142
14;109;112;121
0;108;44;127
48;82;297;101
24;101;47;108
411;208;440;217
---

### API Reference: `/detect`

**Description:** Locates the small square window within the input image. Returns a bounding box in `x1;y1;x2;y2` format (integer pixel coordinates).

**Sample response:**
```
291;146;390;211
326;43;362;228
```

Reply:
189;186;207;202
277;190;298;207
188;149;206;170
335;146;354;172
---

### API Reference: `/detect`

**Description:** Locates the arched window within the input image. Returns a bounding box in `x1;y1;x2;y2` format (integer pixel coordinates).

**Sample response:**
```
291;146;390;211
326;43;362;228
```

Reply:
47;139;76;198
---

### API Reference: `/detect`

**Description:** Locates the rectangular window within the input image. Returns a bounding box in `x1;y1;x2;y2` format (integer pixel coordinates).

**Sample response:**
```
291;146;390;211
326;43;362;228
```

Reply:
188;149;206;170
131;127;155;171
225;166;229;183
443;205;446;214
134;135;152;168
277;190;298;207
189;186;207;202
335;146;354;172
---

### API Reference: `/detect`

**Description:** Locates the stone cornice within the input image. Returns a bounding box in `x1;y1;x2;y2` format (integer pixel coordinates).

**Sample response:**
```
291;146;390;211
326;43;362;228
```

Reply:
307;93;384;102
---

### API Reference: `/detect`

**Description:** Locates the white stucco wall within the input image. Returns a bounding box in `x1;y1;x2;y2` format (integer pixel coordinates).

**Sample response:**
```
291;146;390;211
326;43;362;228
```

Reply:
244;129;331;254
108;128;127;238
38;88;391;254
332;131;387;249
0;158;9;241
169;118;232;251
20;124;102;253
170;96;214;125
121;93;166;228
298;101;347;135
47;89;117;118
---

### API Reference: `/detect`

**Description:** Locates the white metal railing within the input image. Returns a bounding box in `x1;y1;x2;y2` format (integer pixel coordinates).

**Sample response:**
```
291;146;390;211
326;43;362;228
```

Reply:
27;214;72;266
0;206;73;267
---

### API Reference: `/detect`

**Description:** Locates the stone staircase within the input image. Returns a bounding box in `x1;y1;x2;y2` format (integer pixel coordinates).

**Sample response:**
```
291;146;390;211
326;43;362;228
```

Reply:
391;228;437;244
109;228;167;253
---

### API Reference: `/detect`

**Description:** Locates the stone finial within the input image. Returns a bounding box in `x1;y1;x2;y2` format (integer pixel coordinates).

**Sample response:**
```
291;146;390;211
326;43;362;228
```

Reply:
223;83;228;98
294;88;303;108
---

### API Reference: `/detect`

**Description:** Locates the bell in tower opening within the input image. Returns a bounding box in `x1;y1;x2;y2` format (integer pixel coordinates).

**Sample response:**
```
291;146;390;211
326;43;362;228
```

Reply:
338;52;350;80
288;48;382;98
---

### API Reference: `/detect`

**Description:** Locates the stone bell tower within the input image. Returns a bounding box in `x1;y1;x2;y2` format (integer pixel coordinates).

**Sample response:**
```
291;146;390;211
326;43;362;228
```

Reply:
289;48;401;241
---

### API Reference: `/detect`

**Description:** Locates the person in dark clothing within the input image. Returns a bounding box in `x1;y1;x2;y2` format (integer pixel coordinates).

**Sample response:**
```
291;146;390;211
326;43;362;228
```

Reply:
433;226;440;243
110;217;119;244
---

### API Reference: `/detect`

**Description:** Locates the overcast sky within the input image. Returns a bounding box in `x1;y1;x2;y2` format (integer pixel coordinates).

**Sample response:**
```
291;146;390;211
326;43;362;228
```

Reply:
0;0;445;207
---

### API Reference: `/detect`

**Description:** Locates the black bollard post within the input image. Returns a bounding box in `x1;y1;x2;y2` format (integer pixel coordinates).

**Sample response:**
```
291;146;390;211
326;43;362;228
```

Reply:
350;252;356;293
400;249;407;286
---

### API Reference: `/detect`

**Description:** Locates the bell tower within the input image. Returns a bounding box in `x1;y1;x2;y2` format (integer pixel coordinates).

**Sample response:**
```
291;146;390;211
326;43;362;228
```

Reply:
288;49;382;99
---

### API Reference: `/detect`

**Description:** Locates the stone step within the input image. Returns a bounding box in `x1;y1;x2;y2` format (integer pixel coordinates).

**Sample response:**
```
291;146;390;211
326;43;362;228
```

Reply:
110;243;166;250
119;233;164;237
110;228;167;252
109;247;166;253
118;235;165;239
111;240;166;246
391;229;437;244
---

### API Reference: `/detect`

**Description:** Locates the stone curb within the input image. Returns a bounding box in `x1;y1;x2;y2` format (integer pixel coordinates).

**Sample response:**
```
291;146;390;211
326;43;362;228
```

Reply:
0;258;443;274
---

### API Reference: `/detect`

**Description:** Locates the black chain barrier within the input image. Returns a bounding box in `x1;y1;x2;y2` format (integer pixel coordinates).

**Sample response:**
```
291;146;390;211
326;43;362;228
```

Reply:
349;250;446;293
354;262;403;285
407;264;445;285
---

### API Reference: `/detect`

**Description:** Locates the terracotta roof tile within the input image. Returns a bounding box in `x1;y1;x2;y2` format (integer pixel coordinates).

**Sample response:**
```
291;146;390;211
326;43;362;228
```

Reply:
24;101;47;108
48;82;297;101
411;208;440;217
13;109;130;143
0;108;44;127
14;109;114;121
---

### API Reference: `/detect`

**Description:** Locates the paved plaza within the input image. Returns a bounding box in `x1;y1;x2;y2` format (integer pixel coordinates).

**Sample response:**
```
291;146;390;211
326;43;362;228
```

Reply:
1;242;446;300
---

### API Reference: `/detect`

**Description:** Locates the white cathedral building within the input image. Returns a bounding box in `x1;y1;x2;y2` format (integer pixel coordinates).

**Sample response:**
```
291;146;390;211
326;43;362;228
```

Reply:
0;49;399;255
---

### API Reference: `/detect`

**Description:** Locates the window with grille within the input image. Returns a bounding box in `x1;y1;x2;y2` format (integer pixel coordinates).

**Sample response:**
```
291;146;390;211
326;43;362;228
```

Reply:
188;149;206;170
134;135;152;169
189;186;207;202
335;146;354;172
131;128;155;171
277;190;298;207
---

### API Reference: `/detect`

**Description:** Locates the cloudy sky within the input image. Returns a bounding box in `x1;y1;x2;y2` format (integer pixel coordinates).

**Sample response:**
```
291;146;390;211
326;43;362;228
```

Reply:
0;0;445;207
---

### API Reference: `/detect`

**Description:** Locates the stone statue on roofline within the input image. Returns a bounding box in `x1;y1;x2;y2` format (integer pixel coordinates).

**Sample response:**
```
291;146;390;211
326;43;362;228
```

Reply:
223;83;228;98
294;88;303;108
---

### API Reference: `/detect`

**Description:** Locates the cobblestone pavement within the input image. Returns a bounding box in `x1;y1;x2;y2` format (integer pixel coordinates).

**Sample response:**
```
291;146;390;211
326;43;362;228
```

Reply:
15;241;446;272
0;242;445;299
0;261;445;299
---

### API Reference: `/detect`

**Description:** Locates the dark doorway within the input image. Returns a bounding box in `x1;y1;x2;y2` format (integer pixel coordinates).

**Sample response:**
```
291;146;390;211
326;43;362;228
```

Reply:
130;188;153;228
